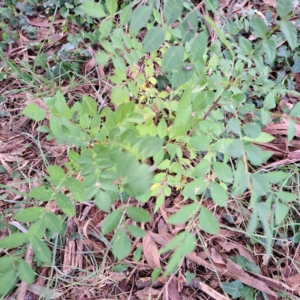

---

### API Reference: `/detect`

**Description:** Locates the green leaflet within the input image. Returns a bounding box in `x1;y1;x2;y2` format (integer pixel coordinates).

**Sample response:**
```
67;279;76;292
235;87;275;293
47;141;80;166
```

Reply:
112;227;131;260
198;207;220;234
280;21;297;50
250;17;268;38
23;103;46;122
164;0;183;25
130;5;152;32
167;203;199;224
143;27;166;53
80;1;106;18
102;209;122;235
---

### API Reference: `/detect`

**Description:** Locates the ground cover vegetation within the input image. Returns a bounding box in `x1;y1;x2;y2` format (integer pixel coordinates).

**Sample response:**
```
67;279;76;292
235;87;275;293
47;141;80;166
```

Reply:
1;0;300;299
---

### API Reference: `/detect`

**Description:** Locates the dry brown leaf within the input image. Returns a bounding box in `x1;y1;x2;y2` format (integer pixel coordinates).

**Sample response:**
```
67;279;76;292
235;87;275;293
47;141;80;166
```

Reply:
167;277;181;300
26;285;63;299
218;241;254;263
287;273;300;295
0;158;13;177
109;272;126;282
263;0;277;7
198;280;228;300
136;287;161;300
288;150;300;160
84;57;95;75
143;233;161;269
263;122;300;138
157;219;169;235
250;271;294;292
211;247;225;265
136;277;164;289
219;0;231;7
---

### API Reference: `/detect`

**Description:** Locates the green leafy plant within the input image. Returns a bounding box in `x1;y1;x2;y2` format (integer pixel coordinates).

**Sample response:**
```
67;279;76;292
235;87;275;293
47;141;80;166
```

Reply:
1;0;300;297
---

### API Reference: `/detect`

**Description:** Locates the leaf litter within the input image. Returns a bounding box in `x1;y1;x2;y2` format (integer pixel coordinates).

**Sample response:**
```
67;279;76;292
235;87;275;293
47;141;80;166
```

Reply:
1;0;300;299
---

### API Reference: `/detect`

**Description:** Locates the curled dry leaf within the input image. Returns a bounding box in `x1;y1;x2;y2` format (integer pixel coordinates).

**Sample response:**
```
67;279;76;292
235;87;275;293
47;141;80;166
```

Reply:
26;284;63;299
287;273;300;295
84;57;96;75
109;272;126;282
142;233;161;269
218;241;254;263
157;218;168;235
211;247;225;265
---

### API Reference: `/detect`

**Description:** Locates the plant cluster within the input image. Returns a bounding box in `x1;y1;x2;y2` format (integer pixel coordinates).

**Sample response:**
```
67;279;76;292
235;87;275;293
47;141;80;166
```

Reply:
1;0;300;298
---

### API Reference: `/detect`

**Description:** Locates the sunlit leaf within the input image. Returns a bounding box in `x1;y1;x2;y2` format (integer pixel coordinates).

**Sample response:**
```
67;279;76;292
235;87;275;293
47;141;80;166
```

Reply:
210;183;228;207
80;1;106;18
127;225;146;238
167;203;199;224
275;202;289;224
198;207;220;234
23;103;46;122
226;139;243;158
18;259;35;284
29;185;55;201
102;209;122;235
212;162;233;183
0;269;16;297
263;92;276;110
47;165;65;186
277;0;292;19
30;237;51;263
43;212;62;233
112;227;131;260
106;0;118;15
276;191;297;202
162;231;196;275
55;193;75;216
126;207;151;222
14;207;44;222
0;233;28;249
251;173;269;196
